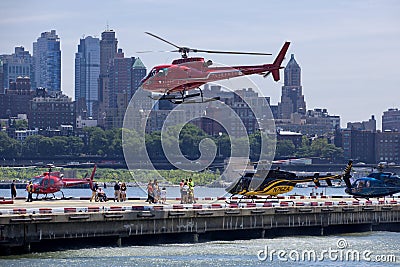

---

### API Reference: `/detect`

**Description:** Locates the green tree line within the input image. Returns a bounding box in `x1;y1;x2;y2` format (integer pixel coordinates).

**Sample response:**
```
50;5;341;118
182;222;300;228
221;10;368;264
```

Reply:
0;125;343;161
0;166;220;186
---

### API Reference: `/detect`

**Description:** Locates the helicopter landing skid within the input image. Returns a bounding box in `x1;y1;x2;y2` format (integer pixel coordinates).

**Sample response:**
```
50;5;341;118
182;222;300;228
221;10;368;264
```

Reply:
151;88;220;104
225;195;257;205
174;96;220;104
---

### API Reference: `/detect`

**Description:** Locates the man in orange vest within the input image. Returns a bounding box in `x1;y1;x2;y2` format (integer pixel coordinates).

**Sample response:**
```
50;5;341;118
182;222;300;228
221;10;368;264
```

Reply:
26;181;33;202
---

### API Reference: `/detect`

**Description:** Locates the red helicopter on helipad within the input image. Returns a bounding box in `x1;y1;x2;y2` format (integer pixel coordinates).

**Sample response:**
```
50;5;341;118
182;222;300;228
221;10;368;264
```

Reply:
28;164;97;199
140;32;290;104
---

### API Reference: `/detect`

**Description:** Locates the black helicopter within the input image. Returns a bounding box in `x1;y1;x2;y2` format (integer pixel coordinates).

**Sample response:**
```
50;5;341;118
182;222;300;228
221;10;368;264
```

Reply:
342;160;400;199
225;165;341;198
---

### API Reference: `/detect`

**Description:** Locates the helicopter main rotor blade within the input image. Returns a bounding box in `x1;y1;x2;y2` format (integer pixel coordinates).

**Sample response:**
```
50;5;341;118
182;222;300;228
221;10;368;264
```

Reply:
192;49;272;56
145;32;181;49
145;32;272;57
136;50;171;53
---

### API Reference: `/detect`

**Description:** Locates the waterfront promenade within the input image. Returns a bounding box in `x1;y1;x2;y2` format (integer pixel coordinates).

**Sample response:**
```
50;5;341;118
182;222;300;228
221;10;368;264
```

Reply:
1;195;400;255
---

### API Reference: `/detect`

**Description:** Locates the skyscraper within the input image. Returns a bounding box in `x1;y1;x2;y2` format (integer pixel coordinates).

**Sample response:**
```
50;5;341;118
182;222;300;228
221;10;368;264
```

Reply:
131;57;146;97
33;30;61;91
97;29;118;126
108;49;131;109
105;49;147;129
278;54;306;119
1;47;33;90
99;30;118;107
0;58;3;94
75;36;100;117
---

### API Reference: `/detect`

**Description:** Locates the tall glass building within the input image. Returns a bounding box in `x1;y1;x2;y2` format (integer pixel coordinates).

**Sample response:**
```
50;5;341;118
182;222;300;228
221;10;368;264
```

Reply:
33;30;61;91
75;36;100;117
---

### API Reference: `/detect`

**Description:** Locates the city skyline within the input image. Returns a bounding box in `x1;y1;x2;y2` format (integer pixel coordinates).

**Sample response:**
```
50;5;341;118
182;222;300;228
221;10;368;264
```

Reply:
0;0;399;128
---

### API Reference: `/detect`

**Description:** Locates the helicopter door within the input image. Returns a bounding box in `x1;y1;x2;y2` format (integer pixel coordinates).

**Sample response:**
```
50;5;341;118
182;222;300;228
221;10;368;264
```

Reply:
43;179;49;189
156;68;168;86
49;179;55;190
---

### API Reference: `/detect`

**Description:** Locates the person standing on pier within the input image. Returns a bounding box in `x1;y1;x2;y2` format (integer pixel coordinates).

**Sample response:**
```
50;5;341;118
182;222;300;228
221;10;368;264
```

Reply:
181;182;189;204
146;180;154;203
26;181;33;202
114;181;120;202
188;178;196;204
179;179;185;204
161;187;167;204
11;180;17;200
90;182;98;202
153;179;160;203
120;182;127;202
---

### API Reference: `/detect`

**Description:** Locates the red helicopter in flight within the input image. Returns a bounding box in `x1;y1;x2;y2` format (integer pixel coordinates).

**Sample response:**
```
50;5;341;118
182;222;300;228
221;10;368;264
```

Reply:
27;164;97;199
140;32;290;104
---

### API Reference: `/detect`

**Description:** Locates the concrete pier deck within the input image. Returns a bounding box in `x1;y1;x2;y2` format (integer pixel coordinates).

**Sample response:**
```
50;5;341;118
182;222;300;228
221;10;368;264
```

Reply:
1;196;400;255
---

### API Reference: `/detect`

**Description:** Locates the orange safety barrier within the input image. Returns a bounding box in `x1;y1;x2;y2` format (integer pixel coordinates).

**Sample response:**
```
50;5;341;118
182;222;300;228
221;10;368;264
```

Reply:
192;204;203;209
0;200;13;204
153;205;164;211
13;208;26;214
280;202;289;207
64;207;76;213
211;203;222;208
87;207;100;212
246;203;256;208
39;208;52;214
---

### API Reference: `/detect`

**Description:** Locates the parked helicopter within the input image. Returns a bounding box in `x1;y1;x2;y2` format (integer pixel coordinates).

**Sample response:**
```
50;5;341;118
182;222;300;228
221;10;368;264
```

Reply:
28;164;96;199
342;160;400;199
140;32;290;104
226;165;341;199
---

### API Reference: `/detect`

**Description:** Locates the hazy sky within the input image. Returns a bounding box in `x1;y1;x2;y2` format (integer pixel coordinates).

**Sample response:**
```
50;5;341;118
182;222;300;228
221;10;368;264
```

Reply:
0;0;399;128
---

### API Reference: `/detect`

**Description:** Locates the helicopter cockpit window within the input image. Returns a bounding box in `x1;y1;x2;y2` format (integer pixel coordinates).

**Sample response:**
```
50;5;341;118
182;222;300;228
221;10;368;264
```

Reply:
156;68;168;76
147;68;157;79
355;180;365;188
32;177;43;185
50;179;55;186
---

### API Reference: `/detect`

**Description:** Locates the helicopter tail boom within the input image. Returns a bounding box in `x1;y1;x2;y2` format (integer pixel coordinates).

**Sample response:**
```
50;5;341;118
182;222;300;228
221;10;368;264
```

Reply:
88;165;97;189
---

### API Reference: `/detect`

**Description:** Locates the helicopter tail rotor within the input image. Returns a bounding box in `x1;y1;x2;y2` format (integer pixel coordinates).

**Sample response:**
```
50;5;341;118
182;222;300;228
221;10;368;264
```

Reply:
267;42;290;81
342;160;353;188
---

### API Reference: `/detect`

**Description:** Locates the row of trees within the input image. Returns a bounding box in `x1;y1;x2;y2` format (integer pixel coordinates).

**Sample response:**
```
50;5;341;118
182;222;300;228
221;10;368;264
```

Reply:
0;125;343;161
0;166;220;185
